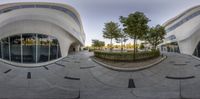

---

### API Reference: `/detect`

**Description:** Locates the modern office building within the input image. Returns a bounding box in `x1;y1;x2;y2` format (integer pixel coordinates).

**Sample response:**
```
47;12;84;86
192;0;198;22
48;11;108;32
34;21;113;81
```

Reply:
0;2;85;67
160;5;200;58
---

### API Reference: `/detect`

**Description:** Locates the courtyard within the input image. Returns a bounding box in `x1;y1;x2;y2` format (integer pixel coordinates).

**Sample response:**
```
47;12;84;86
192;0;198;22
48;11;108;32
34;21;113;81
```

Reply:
0;51;200;98
80;51;200;99
0;53;80;99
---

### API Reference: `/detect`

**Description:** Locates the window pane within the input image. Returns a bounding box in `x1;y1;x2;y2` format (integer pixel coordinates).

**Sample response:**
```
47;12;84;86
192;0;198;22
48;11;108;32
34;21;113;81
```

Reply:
49;36;58;60
37;34;49;62
0;33;61;63
2;38;9;60
22;34;36;63
57;44;61;58
10;35;21;62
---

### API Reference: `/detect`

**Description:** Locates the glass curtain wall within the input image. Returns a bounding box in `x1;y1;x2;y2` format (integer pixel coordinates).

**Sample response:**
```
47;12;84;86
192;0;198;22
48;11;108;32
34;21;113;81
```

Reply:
193;42;200;57
2;38;9;60
37;34;49;63
49;36;61;60
10;35;21;62
0;33;61;64
22;34;37;63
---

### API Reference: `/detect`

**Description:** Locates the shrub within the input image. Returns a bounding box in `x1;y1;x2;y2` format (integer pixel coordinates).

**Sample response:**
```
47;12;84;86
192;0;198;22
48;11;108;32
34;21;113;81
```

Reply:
89;48;94;52
83;47;88;50
94;50;160;61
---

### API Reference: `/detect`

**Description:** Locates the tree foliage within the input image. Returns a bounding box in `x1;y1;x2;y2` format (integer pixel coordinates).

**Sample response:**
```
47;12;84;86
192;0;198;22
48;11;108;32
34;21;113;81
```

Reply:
145;25;166;49
103;21;121;51
115;30;128;51
120;11;150;59
92;39;105;50
140;43;145;50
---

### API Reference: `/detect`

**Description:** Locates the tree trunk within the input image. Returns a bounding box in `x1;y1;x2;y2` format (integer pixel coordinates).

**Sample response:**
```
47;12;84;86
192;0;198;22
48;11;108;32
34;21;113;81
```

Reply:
124;41;126;51
121;38;123;52
133;37;136;60
110;38;112;51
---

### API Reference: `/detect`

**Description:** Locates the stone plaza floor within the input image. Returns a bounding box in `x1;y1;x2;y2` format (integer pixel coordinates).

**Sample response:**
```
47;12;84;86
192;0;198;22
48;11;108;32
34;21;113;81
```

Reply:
80;51;200;99
1;51;200;99
0;53;80;99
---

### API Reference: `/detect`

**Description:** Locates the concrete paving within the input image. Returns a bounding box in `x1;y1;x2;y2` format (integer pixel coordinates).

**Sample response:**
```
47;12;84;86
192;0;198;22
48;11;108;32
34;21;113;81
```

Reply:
80;51;200;99
0;53;80;99
1;51;200;99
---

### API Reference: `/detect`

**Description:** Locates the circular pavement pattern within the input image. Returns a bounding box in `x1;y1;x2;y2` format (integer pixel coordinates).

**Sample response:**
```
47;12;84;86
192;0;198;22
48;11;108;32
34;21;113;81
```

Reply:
1;51;200;99
80;51;200;99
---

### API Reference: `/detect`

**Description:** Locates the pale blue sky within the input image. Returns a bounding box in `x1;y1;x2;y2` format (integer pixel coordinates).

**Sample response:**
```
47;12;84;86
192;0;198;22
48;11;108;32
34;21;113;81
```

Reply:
1;0;200;46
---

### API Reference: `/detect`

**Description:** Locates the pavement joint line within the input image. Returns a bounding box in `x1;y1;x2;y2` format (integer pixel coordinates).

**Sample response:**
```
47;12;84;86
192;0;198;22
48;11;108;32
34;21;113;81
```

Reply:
43;66;49;70
88;68;124;88
173;63;187;65
4;69;11;74
55;62;66;67
165;76;195;80
74;61;80;63
169;61;175;63
80;66;96;69
64;76;80;80
195;64;200;67
185;61;190;63
27;72;31;79
61;60;70;62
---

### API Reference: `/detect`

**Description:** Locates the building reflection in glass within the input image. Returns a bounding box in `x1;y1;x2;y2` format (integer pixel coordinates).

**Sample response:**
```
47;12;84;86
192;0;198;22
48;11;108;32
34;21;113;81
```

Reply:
0;33;61;64
10;35;21;62
22;34;36;63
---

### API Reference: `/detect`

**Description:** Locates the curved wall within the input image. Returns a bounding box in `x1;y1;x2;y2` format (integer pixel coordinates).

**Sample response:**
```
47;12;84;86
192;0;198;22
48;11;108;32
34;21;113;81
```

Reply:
0;2;85;67
163;5;200;55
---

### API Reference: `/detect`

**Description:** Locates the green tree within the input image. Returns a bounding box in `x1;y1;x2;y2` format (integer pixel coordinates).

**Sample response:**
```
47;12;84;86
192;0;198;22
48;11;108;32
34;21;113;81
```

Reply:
92;39;105;50
139;43;145;50
145;25;166;49
120;11;150;59
103;21;120;51
115;30;128;51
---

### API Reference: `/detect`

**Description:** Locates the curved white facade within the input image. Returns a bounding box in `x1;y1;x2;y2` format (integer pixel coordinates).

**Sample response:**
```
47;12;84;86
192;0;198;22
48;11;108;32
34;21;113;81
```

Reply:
0;2;85;67
161;5;200;56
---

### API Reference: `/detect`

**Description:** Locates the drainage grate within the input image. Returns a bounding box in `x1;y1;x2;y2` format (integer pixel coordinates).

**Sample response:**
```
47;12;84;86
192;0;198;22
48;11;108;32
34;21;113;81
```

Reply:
27;72;31;79
166;76;195;80
4;69;11;74
64;76;80;80
128;79;135;88
43;66;49;70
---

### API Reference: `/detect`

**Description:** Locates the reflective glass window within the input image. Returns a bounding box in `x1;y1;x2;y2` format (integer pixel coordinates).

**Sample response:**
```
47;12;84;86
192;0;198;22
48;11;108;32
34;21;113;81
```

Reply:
10;35;21;62
2;38;9;60
0;33;61;64
57;44;61;58
22;34;36;63
49;36;58;60
37;34;49;63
